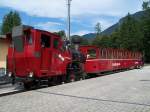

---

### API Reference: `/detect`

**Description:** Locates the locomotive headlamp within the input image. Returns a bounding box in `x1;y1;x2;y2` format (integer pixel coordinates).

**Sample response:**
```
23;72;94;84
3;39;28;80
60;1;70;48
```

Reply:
29;72;34;78
8;72;12;77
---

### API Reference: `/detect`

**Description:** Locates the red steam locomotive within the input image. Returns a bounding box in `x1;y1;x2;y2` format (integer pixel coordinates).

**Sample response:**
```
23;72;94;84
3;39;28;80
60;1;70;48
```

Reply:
6;25;143;89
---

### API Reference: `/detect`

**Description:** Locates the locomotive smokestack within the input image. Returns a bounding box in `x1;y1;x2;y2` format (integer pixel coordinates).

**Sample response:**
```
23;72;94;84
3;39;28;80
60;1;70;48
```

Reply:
72;37;82;51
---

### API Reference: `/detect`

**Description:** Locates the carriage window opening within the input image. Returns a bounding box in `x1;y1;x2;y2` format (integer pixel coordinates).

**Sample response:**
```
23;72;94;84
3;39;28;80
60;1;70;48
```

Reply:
53;38;59;49
101;49;103;58
112;51;114;59
118;51;120;59
120;52;122;59
129;53;131;58
113;51;115;59
105;51;107;59
117;52;120;59
127;52;129;58
133;53;135;58
122;52;124;59
121;52;123;59
126;52;127;58
101;49;104;58
138;54;140;59
124;52;126;59
41;34;51;48
103;49;107;59
119;52;121;59
108;51;110;59
102;49;108;59
110;51;112;59
87;49;96;58
131;53;133;58
132;53;134;59
126;52;128;58
115;52;117;59
135;53;137;59
134;53;136;59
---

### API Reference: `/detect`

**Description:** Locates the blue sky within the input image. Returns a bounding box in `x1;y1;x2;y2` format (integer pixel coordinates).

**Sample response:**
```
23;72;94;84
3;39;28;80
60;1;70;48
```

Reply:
0;0;144;35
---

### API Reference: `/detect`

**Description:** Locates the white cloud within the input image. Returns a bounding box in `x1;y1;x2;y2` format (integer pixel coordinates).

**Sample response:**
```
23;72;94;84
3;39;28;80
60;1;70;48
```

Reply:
35;21;62;32
0;0;143;34
0;0;143;18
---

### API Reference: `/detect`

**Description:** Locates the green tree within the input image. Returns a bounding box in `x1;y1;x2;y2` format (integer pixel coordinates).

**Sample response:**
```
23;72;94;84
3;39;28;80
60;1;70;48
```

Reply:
93;13;144;51
142;1;150;10
109;30;120;48
92;2;150;63
54;30;66;39
1;11;21;34
142;9;150;62
92;35;114;48
0;23;2;35
81;38;90;45
92;36;101;46
71;35;90;45
115;13;144;51
95;22;101;37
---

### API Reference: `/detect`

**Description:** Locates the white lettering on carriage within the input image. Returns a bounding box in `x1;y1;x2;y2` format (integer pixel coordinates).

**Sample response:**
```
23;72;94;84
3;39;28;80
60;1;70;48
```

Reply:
112;63;120;67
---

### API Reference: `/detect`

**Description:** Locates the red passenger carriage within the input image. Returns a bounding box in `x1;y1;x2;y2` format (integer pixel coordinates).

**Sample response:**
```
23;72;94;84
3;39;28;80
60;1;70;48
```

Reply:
80;46;143;74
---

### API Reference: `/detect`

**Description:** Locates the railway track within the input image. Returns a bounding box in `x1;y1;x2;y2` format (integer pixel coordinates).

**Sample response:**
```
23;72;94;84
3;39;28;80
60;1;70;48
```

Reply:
0;83;25;97
0;82;60;97
0;89;25;97
0;68;140;97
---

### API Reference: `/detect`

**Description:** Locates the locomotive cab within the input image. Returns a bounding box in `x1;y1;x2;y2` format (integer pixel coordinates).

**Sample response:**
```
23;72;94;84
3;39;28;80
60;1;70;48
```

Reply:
7;25;71;85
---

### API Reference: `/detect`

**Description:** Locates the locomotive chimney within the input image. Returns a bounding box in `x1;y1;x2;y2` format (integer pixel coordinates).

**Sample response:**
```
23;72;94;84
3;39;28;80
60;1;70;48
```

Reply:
71;37;82;51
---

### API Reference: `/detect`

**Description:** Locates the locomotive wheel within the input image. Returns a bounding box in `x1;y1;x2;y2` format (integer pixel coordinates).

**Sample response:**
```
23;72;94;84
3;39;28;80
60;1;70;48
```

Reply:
77;72;87;81
81;72;87;80
67;71;76;82
70;73;76;82
23;82;32;90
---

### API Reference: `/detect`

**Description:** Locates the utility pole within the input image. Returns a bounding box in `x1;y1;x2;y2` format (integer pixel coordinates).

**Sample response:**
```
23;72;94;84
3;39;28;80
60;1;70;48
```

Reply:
67;0;72;41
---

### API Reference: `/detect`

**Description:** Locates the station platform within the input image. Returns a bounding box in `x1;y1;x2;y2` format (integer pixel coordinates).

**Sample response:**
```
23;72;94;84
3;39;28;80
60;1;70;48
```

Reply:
0;66;150;112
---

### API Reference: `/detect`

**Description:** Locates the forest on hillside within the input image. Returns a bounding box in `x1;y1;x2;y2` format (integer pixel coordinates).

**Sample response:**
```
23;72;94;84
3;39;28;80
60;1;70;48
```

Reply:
83;2;150;63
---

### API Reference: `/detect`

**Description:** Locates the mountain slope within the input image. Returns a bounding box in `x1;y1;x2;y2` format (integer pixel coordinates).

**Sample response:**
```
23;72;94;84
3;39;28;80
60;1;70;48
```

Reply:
83;10;145;38
102;11;145;35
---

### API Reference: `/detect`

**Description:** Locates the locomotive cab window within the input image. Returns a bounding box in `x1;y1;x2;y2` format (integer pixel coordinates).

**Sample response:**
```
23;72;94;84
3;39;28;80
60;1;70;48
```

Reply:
41;34;51;48
53;38;59;49
87;49;97;59
25;32;33;45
